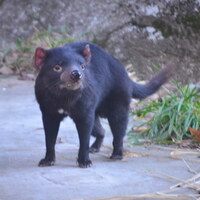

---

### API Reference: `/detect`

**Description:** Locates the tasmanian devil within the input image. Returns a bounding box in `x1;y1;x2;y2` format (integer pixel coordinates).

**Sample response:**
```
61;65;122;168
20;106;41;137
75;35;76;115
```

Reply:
34;41;172;168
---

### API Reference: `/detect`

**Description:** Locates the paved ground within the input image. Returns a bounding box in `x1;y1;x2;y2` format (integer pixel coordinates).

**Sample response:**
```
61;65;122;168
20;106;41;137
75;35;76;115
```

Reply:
0;75;200;200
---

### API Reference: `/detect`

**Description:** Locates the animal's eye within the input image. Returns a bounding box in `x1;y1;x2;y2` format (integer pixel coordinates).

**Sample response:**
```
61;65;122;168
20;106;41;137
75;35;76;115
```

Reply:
53;65;62;72
81;63;86;70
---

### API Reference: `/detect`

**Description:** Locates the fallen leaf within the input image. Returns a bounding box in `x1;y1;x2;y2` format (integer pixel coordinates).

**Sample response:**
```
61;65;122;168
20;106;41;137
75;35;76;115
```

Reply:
133;127;148;133
189;127;200;142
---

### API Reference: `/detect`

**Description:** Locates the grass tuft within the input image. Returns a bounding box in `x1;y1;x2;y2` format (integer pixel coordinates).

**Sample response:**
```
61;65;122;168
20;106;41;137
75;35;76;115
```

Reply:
129;83;200;144
0;25;74;74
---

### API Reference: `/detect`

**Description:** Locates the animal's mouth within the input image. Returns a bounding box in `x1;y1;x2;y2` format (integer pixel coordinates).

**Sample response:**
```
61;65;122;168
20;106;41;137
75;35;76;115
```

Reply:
60;81;82;90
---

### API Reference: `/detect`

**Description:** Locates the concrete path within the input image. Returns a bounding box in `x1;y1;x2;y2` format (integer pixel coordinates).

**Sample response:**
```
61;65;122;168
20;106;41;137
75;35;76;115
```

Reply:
0;75;200;200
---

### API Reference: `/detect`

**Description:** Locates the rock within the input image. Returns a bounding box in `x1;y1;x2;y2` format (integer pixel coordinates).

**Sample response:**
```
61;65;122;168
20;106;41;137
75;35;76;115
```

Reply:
0;0;200;83
0;66;14;75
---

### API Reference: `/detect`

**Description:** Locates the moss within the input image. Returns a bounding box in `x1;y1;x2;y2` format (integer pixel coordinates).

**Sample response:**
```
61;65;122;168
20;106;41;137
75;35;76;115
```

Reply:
152;13;200;38
181;14;200;31
152;20;173;38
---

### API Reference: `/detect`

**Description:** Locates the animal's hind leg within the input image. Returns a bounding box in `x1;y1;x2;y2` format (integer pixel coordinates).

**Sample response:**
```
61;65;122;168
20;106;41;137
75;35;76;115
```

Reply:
107;106;129;160
90;117;105;153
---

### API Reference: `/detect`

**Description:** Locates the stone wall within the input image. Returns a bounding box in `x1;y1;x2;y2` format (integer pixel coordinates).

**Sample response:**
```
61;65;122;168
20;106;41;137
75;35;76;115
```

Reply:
1;0;200;83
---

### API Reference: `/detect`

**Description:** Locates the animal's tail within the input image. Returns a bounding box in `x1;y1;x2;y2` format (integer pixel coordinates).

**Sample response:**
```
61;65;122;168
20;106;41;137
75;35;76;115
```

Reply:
132;61;174;100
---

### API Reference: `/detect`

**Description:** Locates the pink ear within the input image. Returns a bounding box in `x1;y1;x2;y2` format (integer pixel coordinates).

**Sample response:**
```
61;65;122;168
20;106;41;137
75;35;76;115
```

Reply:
83;44;91;63
34;47;46;69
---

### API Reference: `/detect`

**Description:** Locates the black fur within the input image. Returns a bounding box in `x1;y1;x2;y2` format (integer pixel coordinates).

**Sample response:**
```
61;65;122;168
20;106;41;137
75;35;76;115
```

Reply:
34;41;171;167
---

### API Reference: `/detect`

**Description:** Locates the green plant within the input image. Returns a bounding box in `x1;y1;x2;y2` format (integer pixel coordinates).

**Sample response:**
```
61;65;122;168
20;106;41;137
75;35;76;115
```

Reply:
32;25;74;48
129;83;200;144
0;25;74;73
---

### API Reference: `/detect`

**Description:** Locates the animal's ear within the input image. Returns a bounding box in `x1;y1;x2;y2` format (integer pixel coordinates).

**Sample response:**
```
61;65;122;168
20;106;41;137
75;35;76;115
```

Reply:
83;44;91;63
34;47;47;69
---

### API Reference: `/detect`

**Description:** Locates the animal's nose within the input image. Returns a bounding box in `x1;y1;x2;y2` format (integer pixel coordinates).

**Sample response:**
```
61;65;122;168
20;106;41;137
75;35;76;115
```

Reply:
70;70;82;81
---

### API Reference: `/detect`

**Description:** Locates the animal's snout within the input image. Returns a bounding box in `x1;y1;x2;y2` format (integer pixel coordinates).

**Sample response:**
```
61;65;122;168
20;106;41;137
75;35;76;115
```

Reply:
70;70;82;81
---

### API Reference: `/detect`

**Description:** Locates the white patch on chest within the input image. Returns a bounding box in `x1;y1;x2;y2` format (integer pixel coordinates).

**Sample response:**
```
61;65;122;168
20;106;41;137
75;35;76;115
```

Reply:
58;108;68;115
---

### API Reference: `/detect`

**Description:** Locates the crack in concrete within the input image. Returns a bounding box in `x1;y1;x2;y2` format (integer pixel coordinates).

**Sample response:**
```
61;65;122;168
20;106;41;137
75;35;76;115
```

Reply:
40;173;66;186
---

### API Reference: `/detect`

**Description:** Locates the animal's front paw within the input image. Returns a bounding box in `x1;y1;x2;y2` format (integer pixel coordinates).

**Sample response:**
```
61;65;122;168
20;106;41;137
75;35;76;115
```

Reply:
77;158;92;168
38;157;55;167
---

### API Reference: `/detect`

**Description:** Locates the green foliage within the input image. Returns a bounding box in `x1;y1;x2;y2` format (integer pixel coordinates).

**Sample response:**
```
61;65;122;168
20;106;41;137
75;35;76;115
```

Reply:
129;84;200;144
31;25;74;48
181;14;200;31
152;19;173;38
0;25;74;73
